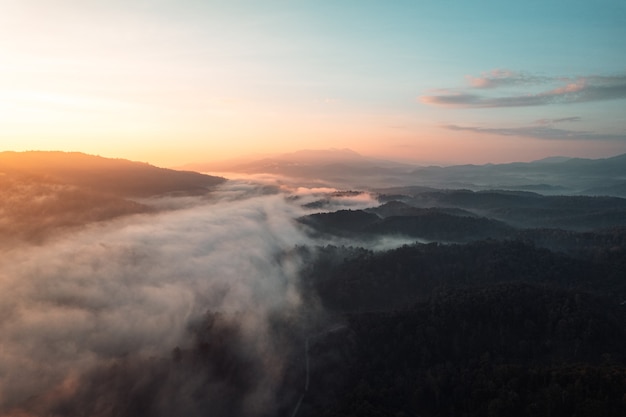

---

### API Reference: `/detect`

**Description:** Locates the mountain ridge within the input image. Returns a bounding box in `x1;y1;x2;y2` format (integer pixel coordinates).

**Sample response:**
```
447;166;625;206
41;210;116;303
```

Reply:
0;151;225;197
0;151;226;247
179;149;626;196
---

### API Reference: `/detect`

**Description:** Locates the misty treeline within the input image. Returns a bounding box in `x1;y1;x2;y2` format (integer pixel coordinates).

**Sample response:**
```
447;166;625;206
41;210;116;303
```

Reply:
42;311;316;417
299;193;626;241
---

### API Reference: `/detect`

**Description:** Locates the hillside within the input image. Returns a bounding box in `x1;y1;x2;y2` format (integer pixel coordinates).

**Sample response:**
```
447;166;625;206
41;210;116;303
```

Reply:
298;206;513;242
0;151;225;197
0;151;226;247
322;284;626;417
374;189;626;230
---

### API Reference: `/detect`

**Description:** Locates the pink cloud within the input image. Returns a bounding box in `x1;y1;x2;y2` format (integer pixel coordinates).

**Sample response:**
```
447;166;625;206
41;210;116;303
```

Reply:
465;69;523;89
419;72;626;108
443;122;626;141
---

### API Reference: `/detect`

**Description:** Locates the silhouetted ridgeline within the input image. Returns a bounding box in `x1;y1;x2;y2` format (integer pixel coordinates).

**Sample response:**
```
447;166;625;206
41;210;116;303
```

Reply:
0;151;225;246
0;151;225;197
376;189;626;230
299;191;626;245
299;208;513;242
182;149;626;195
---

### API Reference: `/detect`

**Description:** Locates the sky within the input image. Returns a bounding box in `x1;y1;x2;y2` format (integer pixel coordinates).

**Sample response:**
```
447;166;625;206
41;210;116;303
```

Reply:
1;0;626;166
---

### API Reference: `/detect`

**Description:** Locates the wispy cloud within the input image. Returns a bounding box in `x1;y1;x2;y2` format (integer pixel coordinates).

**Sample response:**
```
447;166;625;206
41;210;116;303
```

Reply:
534;116;581;125
420;71;626;108
0;183;313;415
465;69;550;89
444;122;626;141
0;178;387;416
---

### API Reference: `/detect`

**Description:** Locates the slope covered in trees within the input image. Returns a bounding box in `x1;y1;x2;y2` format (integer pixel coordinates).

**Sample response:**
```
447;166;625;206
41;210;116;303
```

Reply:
288;236;626;417
0;151;225;197
319;284;626;417
0;151;225;247
299;190;626;244
377;189;626;230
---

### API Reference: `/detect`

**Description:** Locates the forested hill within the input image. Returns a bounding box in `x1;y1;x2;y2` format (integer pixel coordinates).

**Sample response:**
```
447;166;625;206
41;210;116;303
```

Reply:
299;191;626;244
287;181;626;417
0;151;225;247
284;234;626;417
326;284;626;417
0;151;225;198
298;239;626;312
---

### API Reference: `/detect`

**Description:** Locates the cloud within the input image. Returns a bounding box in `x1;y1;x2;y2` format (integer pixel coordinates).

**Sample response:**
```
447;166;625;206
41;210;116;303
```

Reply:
0;179;384;416
0;183;304;415
534;116;581;125
420;71;626;108
465;69;550;89
444;123;626;141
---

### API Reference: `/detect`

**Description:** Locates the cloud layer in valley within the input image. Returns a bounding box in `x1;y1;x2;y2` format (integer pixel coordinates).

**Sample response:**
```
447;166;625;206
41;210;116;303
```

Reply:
0;180;382;416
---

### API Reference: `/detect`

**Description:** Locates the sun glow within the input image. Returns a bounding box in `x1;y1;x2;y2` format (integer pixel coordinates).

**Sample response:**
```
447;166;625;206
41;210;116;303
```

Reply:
1;1;625;166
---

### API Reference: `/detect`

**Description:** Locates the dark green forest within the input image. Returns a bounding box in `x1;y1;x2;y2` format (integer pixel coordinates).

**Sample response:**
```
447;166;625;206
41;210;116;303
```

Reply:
288;190;626;416
293;243;626;417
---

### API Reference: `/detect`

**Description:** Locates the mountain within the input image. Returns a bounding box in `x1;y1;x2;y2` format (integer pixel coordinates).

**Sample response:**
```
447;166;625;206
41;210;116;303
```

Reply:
179;148;416;188
373;188;626;230
410;153;626;195
299;202;514;242
531;156;573;163
0;151;225;198
0;151;226;247
180;150;626;196
299;189;626;248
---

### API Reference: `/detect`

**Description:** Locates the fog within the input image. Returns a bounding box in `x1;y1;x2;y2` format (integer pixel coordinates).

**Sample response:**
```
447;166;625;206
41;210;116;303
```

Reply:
0;178;389;417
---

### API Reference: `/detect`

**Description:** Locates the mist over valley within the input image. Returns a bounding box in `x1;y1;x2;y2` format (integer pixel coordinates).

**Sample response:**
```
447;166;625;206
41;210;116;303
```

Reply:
1;151;626;416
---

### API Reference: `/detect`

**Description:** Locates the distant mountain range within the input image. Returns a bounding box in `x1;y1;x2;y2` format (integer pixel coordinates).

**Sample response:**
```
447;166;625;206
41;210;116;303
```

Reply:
181;149;626;196
179;148;416;188
409;153;626;196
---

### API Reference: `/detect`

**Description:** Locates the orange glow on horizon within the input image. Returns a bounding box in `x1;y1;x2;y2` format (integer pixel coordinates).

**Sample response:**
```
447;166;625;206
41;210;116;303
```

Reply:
3;121;624;169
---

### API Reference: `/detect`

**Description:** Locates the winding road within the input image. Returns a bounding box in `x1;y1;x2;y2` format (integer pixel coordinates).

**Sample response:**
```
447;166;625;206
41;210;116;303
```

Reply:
290;324;347;417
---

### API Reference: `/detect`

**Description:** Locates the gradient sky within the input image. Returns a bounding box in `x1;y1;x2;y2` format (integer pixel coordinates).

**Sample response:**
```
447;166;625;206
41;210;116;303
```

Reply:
1;0;625;166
